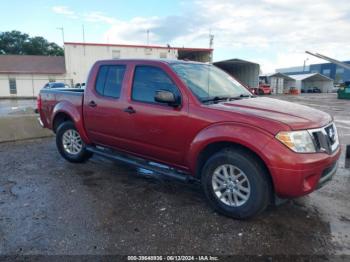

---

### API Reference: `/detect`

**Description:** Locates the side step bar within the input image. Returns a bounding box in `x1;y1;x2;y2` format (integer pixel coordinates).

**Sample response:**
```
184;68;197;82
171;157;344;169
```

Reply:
86;146;195;183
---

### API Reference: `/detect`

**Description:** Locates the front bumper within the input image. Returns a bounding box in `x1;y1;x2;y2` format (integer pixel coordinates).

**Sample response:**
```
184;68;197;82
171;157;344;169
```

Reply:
316;161;338;189
264;138;341;198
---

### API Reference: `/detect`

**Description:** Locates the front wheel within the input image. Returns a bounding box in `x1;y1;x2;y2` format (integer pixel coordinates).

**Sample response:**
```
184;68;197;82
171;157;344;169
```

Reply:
201;148;270;219
56;121;92;163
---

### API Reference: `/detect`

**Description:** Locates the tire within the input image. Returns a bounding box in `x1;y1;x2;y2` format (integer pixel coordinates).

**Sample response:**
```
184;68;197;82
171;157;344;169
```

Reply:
56;121;92;163
201;148;270;219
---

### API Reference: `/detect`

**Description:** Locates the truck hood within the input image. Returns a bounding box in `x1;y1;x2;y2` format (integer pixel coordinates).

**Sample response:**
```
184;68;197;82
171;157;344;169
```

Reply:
210;97;332;130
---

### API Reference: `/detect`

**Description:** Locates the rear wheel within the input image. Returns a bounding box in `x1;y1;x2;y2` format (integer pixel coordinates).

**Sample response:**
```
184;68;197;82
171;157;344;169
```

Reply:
56;121;92;163
201;148;270;219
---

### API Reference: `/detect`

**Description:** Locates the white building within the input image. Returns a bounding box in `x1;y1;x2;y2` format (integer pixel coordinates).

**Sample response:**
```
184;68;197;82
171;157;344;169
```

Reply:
269;72;296;94
0;42;213;98
288;73;334;93
269;72;334;94
64;42;213;84
0;55;69;98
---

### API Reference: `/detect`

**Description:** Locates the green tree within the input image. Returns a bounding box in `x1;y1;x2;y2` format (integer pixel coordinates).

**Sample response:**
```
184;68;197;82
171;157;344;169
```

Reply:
0;31;29;55
0;30;63;56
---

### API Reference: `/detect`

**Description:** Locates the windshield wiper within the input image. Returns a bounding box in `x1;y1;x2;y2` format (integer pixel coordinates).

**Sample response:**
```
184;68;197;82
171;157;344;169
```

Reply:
201;96;232;103
228;94;254;100
238;94;251;98
201;94;253;104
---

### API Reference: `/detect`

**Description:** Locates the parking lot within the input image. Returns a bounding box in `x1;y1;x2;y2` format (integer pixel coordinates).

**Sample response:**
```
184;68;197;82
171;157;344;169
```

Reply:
0;93;349;256
0;99;36;117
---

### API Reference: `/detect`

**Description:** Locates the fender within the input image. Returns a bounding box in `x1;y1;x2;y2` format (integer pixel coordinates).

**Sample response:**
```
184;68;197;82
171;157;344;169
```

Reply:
186;122;275;175
52;101;92;144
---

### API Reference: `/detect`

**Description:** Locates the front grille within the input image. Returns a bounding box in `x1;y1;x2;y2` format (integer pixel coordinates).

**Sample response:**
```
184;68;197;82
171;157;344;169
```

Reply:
309;123;339;154
325;124;336;145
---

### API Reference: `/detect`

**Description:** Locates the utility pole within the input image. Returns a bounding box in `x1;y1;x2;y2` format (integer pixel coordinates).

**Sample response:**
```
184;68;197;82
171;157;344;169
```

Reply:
209;29;214;63
57;27;65;46
82;25;85;43
82;24;86;56
146;29;150;46
303;58;309;72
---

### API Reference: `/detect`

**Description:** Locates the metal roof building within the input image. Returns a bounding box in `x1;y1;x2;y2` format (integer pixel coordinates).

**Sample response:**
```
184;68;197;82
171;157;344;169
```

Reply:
269;72;334;94
277;61;350;84
214;59;260;88
288;73;334;93
269;72;295;94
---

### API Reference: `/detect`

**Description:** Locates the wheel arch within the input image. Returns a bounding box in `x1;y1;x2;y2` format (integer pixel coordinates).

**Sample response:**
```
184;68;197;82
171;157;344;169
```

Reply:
186;123;275;194
195;140;275;202
51;102;91;144
52;112;73;133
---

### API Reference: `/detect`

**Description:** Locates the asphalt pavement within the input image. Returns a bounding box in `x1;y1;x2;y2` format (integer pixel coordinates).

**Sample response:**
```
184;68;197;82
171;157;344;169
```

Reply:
0;94;349;257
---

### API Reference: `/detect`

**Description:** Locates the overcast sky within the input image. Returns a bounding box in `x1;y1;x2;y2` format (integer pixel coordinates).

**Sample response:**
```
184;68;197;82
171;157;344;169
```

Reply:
2;0;350;73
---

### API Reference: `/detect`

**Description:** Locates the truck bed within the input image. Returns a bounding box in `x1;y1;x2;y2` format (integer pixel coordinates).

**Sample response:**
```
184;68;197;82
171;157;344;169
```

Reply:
39;88;84;129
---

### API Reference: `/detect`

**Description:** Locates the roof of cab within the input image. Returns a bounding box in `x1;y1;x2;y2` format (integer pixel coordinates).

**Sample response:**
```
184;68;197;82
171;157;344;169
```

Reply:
95;58;208;65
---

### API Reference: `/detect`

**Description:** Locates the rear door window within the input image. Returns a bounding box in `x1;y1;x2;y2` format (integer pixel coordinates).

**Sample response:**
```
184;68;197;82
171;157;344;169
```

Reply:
95;65;126;98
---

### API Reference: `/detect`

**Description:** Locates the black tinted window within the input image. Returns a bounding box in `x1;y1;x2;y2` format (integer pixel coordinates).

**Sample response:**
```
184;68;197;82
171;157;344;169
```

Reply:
95;65;126;98
52;83;65;88
132;66;179;104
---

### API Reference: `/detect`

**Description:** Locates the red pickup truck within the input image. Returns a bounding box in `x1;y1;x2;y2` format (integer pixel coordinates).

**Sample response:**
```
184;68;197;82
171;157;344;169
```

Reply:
37;59;340;219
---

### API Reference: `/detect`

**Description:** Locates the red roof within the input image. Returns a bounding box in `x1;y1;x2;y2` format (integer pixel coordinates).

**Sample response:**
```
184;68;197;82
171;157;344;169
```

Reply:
64;42;213;52
0;55;66;74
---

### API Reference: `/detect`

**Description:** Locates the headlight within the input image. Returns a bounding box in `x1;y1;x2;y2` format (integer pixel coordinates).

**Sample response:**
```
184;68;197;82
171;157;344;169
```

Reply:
275;130;316;153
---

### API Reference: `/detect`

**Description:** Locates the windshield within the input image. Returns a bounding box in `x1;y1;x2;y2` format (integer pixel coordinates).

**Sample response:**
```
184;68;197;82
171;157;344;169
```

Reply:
170;63;252;102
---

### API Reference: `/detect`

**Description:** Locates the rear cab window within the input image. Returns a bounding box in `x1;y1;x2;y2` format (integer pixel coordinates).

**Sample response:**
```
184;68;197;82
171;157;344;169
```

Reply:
131;65;180;104
95;65;126;98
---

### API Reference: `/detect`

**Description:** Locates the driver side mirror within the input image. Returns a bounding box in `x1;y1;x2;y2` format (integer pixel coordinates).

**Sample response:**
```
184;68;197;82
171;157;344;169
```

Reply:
155;90;180;107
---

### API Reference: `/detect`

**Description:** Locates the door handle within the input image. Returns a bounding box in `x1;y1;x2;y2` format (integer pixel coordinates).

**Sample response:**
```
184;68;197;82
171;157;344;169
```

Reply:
88;101;97;107
123;106;136;114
